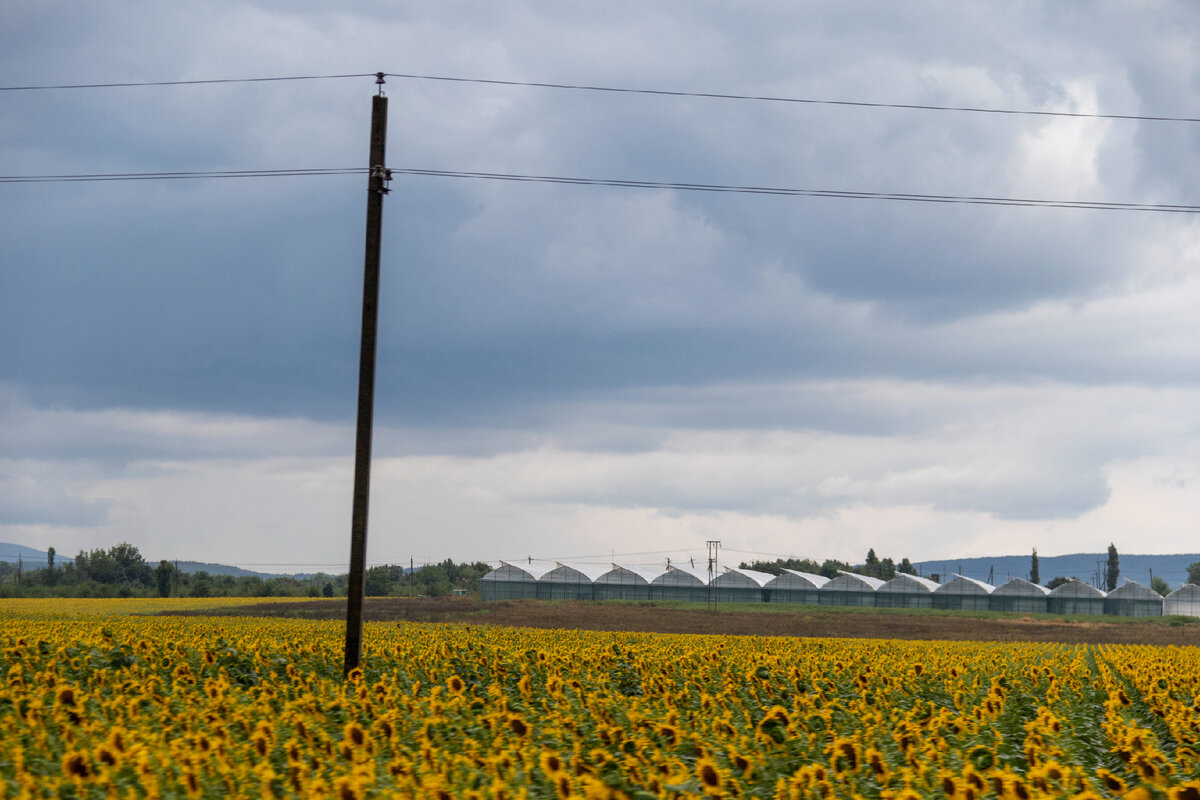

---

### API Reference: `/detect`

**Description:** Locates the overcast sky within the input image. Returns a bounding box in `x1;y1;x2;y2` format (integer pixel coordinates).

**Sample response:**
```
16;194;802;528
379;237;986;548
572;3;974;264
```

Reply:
4;2;1200;573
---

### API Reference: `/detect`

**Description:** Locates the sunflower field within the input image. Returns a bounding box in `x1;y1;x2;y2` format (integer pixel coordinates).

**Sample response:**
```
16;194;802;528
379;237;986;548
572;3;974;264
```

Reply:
1;599;1199;798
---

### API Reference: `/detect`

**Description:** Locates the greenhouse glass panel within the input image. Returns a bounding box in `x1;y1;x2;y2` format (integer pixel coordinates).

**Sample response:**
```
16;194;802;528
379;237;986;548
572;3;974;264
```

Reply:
539;563;609;601
481;561;555;601
818;572;884;607
1164;584;1200;618
989;577;1049;613
712;568;773;604
932;576;994;611
1046;580;1106;615
763;570;827;604
593;565;661;601
1103;581;1163;617
650;566;710;603
876;574;939;608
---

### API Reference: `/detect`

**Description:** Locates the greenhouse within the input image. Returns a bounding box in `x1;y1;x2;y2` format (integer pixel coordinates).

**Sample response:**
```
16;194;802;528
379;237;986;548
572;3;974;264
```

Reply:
764;569;828;604
539;562;611;600
593;565;665;601
932;575;994;611
875;573;940;608
1047;579;1106;615
819;571;884;607
989;577;1049;613
480;560;557;601
712;567;774;603
1164;584;1200;618
650;565;711;602
1103;580;1163;617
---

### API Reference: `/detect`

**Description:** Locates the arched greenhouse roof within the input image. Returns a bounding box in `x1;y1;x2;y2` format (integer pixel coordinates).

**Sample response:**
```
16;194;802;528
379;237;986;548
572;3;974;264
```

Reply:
992;577;1050;597
934;575;994;595
485;559;558;582
596;564;667;585
652;565;710;587
1164;584;1200;617
878;574;940;594
1166;584;1200;600
1048;579;1106;598
1106;580;1160;601
713;567;774;588
823;571;886;592
541;562;612;583
766;569;829;590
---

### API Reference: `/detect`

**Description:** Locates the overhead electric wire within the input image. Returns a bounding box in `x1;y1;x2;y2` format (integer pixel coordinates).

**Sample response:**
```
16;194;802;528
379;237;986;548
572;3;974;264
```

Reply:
0;73;376;91
0;168;365;184
4;165;1197;213
1;69;1196;124
384;72;1200;124
394;167;1200;213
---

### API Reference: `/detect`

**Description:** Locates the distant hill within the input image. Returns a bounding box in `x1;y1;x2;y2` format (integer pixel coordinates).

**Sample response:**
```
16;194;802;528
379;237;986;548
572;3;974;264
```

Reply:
170;561;274;578
0;544;272;577
912;553;1199;592
0;543;69;567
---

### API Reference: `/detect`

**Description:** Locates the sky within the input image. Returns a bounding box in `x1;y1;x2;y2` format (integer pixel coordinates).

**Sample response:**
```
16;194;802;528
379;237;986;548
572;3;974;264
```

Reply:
4;2;1200;574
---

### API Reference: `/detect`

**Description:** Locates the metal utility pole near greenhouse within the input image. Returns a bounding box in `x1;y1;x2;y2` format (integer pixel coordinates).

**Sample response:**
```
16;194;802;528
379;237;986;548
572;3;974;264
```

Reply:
344;75;391;677
706;540;720;608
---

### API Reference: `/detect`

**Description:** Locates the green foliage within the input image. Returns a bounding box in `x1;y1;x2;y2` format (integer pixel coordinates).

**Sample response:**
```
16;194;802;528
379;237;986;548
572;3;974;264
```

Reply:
1030;548;1040;585
738;558;823;576
361;560;494;598
1151;575;1170;597
1045;576;1071;591
742;552;907;581
154;560;175;598
1188;561;1200;586
1106;543;1119;592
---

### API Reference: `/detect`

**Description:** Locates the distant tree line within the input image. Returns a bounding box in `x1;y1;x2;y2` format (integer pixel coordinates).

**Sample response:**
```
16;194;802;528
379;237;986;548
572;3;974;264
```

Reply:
0;543;493;599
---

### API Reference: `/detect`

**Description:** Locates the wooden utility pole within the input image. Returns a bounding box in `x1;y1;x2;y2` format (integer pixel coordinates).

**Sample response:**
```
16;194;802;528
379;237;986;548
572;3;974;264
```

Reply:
344;75;390;676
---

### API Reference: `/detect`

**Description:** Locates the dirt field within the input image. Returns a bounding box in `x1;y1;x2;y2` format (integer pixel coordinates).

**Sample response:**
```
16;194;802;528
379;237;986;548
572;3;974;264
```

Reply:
169;597;1200;646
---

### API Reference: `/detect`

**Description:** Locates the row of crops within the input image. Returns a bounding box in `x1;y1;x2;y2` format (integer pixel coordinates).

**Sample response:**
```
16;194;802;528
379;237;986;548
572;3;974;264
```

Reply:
1;599;1199;797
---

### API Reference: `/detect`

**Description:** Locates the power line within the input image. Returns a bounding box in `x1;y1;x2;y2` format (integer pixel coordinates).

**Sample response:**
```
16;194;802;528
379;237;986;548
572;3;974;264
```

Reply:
2;69;1195;124
5;165;1197;213
0;168;365;184
393;167;1200;213
0;73;376;91
384;72;1200;124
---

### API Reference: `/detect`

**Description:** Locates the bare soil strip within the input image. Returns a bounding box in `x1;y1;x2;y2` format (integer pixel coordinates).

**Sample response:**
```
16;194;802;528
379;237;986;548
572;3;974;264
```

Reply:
164;597;1200;646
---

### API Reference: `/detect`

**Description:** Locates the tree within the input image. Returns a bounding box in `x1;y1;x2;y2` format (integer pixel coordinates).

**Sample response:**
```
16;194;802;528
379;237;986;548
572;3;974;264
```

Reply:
1045;576;1071;591
1105;543;1119;592
109;542;152;586
43;546;58;586
365;566;392;597
1188;562;1200;586
1151;575;1171;597
897;557;915;575
879;557;896;581
1030;548;1040;585
155;560;175;598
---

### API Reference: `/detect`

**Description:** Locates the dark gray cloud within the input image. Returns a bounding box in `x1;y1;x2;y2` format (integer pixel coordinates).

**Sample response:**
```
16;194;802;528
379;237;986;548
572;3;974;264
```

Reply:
5;1;1200;559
